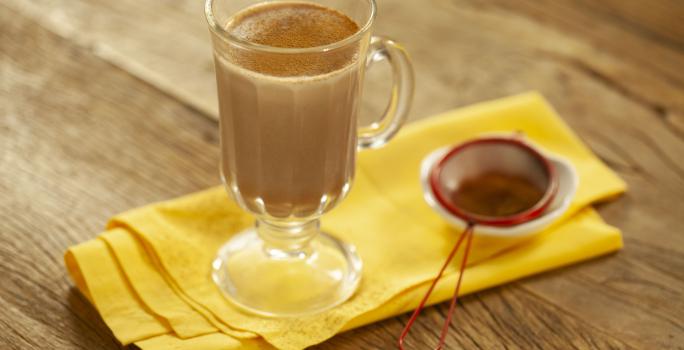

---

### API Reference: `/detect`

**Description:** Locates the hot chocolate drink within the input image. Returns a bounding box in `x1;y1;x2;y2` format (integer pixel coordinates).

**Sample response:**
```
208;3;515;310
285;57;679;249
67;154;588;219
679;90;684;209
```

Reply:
214;2;362;218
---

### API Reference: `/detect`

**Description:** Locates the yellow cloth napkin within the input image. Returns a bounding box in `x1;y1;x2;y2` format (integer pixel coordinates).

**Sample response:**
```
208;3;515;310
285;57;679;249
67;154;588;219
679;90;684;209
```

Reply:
65;92;626;349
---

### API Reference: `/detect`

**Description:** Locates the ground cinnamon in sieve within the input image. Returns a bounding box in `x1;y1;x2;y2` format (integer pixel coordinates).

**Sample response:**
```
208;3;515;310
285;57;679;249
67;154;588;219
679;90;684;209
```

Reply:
451;172;545;217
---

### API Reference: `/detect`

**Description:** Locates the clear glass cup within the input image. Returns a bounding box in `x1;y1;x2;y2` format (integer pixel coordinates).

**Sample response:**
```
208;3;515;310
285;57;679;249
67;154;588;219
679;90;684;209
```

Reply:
206;0;414;316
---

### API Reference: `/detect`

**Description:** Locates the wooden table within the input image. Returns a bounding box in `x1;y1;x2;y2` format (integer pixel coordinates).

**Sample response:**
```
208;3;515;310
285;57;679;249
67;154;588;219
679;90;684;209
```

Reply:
2;0;683;348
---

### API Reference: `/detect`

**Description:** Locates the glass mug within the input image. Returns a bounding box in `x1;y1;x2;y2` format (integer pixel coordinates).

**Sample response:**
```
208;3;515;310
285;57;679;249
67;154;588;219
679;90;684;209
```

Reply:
206;0;413;316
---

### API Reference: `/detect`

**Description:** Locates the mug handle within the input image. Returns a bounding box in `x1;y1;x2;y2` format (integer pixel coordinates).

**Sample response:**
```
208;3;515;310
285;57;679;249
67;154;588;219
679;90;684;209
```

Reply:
358;36;414;149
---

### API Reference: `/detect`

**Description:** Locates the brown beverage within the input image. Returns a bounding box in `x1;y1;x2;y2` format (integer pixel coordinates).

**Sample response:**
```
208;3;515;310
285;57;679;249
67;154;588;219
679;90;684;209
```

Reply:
214;2;362;218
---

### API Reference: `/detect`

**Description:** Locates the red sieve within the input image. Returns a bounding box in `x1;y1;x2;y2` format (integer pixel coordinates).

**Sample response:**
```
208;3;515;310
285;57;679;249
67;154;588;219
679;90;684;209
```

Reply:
399;136;558;349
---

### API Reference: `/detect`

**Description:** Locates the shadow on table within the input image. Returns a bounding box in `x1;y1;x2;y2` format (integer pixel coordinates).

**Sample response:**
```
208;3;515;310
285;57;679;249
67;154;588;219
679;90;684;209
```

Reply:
66;287;136;349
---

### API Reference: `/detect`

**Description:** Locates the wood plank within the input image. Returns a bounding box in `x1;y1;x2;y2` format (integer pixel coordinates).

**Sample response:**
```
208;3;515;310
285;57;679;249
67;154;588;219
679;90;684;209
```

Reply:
573;0;684;50
466;0;684;114
1;4;219;349
4;0;219;118
0;3;659;349
3;0;684;349
7;0;684;123
522;249;684;349
477;0;684;84
314;283;633;349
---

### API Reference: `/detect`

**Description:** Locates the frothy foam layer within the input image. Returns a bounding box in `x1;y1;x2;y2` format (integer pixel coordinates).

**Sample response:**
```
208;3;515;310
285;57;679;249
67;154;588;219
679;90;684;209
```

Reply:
225;2;360;76
229;2;359;48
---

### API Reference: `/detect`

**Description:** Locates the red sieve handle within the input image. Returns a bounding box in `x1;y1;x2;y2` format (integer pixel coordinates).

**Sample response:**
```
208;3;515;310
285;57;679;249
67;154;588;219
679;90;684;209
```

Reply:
398;223;475;349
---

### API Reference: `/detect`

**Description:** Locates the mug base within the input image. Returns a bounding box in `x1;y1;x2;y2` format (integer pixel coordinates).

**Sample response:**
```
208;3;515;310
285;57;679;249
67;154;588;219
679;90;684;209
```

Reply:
212;228;362;317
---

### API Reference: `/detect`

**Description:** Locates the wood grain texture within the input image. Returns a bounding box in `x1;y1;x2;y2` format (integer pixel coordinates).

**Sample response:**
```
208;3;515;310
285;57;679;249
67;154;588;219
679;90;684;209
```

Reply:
2;0;683;349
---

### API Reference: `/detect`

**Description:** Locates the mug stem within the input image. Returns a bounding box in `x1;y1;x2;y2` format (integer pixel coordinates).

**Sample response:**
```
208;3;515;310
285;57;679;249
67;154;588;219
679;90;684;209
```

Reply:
256;218;318;259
